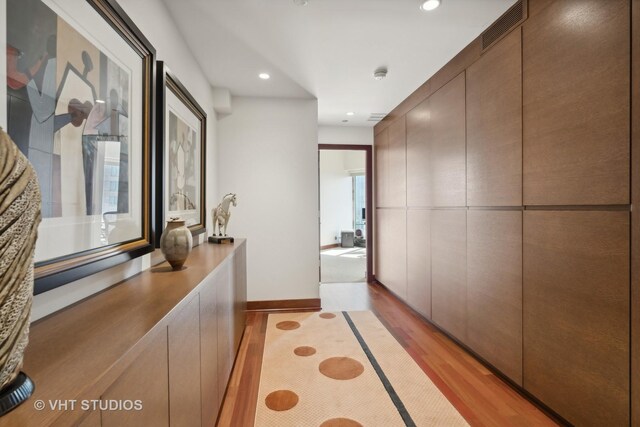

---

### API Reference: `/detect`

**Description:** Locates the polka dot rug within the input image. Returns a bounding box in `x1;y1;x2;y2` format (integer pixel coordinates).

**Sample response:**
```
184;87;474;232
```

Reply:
255;311;468;426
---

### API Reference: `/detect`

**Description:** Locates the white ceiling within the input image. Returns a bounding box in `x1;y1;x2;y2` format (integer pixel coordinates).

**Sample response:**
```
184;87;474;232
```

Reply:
163;0;517;126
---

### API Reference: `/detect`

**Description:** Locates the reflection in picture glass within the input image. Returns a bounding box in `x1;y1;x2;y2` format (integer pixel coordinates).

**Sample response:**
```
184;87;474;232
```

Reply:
167;109;198;223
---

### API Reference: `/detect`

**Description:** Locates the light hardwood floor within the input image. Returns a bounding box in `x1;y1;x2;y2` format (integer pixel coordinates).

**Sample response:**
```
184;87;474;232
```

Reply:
217;282;561;426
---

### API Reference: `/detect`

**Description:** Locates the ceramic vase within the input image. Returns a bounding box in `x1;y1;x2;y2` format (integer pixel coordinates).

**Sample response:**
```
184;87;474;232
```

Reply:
160;218;193;270
0;128;40;413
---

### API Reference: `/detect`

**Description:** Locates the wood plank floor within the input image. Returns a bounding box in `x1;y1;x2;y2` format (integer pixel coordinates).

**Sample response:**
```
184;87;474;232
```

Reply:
217;282;560;426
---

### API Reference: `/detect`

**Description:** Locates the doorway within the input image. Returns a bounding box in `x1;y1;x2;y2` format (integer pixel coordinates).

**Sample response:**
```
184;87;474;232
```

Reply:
318;144;373;284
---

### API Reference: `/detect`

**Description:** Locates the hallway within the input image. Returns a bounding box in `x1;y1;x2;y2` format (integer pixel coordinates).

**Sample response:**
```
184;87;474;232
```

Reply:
219;283;560;426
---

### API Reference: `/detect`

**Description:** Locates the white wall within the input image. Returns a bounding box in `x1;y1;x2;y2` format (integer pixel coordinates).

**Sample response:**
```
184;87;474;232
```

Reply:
320;151;360;247
343;150;366;173
32;0;219;321
217;97;319;302
318;125;373;146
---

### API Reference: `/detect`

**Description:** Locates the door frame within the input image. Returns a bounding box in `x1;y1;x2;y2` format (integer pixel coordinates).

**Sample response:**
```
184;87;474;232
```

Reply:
318;144;374;283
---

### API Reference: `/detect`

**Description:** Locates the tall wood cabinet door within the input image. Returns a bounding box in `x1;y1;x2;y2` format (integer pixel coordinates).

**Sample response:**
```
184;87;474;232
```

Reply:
467;210;522;385
431;209;467;342
406;209;431;318
200;275;219;425
406;98;432;207
374;129;388;208
375;208;407;300
168;295;202;427
632;0;640;423
523;211;629;426
523;0;630;205
429;73;466;207
216;262;234;402
232;245;247;352
387;117;407;208
466;29;522;207
101;328;169;427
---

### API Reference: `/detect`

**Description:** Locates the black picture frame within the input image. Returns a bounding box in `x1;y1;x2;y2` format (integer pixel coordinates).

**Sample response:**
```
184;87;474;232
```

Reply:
155;61;207;246
3;0;157;294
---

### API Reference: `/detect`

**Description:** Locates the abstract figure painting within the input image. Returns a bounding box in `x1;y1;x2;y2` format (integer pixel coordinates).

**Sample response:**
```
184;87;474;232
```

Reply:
1;0;156;293
7;0;130;220
156;62;206;245
168;111;197;212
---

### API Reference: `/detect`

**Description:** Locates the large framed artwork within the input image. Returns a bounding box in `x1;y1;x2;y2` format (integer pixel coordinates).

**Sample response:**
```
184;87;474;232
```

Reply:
0;0;156;294
155;61;206;244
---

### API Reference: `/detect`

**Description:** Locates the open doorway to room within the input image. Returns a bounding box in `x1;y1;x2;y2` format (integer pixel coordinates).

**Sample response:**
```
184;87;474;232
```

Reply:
318;144;373;284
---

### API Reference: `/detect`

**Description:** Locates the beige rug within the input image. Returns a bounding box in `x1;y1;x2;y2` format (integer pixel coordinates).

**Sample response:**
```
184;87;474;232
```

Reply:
321;248;366;283
255;311;468;427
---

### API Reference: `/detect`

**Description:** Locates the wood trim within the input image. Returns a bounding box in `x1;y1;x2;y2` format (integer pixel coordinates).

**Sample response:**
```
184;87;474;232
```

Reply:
246;298;321;312
320;243;340;250
631;0;639;424
155;61;208;245
318;144;370;151
318;144;374;283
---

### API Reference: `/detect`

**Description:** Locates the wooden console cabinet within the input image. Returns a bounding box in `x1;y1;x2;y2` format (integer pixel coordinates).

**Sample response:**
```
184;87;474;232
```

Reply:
0;240;247;427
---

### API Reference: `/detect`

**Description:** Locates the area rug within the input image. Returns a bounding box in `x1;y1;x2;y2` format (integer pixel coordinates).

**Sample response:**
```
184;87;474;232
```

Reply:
321;248;366;283
255;311;468;426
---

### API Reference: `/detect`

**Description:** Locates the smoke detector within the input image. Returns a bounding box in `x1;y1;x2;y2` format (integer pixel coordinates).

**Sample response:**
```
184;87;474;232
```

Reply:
373;67;388;80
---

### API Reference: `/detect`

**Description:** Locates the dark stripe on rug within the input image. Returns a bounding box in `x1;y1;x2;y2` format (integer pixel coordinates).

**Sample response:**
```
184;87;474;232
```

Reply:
342;311;417;427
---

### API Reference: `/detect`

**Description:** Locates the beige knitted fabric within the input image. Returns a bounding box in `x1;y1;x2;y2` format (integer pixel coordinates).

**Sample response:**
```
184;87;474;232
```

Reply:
0;128;41;390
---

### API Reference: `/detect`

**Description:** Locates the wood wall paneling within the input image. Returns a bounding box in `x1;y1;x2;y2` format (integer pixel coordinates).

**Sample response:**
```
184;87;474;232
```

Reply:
632;0;640;424
429;73;466;207
406;98;431;207
374;38;482;137
523;0;630;205
373;0;634;424
406;209;431;318
375;208;407;300
374;128;388;207
101;328;169;427
466;210;522;385
386;118;407;207
168;295;202;427
466;28;522;207
523;211;630;426
200;274;220;425
431;209;467;342
527;0;556;19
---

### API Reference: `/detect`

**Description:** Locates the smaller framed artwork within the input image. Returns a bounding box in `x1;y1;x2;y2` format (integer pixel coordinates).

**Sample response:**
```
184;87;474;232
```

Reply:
155;61;206;245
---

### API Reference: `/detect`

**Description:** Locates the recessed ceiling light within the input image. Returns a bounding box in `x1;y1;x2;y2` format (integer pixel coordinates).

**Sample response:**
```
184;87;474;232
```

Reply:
420;0;441;11
259;73;270;80
293;0;308;5
346;112;355;116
